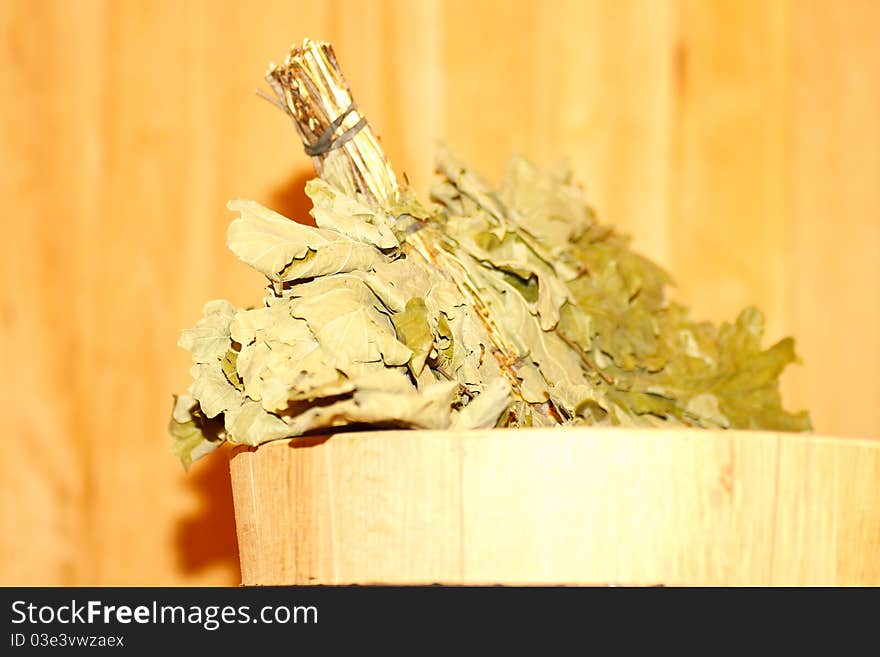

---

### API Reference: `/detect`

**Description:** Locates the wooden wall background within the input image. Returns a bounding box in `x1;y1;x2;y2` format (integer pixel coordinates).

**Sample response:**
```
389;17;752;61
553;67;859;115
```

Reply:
1;0;877;586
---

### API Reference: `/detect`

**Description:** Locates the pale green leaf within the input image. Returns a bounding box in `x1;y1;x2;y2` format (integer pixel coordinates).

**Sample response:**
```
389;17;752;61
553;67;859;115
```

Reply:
227;199;389;283
178;300;235;364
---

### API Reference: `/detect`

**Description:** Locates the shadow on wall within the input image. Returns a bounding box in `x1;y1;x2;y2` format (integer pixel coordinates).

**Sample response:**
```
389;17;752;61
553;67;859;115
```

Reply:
269;168;318;226
175;445;241;584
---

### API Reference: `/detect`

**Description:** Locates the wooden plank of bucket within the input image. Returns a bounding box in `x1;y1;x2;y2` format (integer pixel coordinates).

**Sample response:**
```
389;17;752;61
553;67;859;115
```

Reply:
228;428;880;586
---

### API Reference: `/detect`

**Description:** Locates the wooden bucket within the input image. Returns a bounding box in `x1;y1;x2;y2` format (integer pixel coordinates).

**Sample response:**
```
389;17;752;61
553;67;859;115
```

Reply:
229;428;880;586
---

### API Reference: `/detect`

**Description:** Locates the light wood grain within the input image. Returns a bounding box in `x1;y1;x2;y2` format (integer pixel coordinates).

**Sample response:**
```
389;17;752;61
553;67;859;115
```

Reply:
233;435;463;585
459;429;779;585
771;434;880;585
1;0;877;585
230;429;880;586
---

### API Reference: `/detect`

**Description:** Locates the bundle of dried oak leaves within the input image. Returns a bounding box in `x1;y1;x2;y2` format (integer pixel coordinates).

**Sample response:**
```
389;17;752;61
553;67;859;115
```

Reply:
170;39;810;468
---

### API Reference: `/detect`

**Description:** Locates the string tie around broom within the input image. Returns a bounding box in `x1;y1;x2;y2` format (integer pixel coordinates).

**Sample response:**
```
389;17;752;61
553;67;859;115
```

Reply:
303;102;367;156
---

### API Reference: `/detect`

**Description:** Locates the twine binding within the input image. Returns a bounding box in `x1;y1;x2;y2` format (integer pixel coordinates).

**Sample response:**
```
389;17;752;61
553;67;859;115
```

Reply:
303;102;367;156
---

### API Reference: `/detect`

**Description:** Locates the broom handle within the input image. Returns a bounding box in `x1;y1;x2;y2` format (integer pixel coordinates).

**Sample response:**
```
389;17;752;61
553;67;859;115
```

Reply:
264;38;399;209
